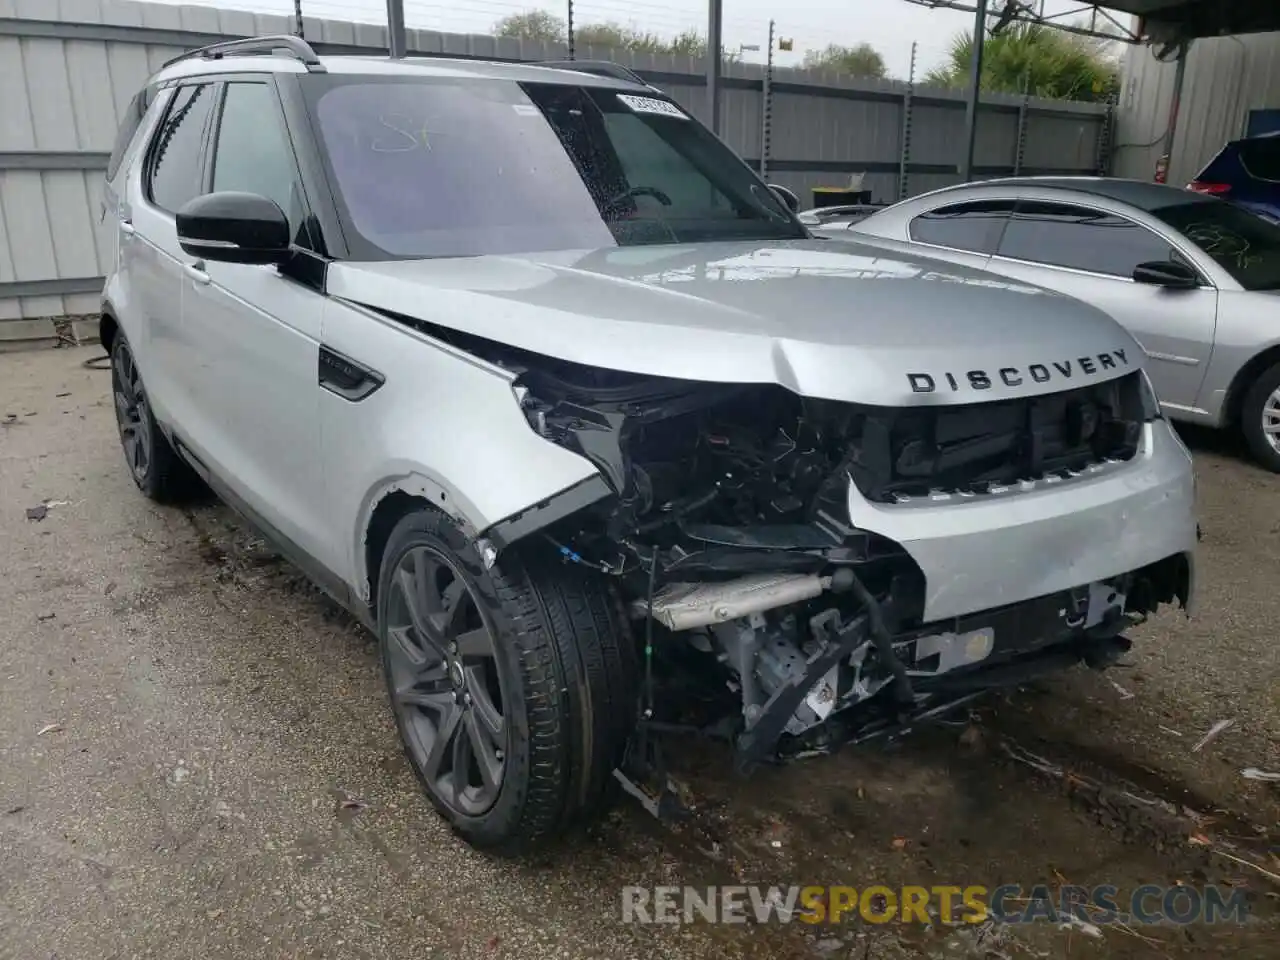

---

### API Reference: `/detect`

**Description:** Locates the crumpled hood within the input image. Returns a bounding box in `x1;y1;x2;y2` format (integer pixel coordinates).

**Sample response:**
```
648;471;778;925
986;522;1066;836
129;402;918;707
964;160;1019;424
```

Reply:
325;238;1144;406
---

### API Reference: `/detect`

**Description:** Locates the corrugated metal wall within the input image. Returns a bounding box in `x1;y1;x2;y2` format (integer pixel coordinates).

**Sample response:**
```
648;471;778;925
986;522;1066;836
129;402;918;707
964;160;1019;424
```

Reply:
0;0;1110;338
1113;30;1280;186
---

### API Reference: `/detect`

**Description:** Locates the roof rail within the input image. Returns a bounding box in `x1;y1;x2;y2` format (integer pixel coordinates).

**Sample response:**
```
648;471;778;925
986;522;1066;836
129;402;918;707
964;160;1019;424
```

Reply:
162;35;326;73
535;60;648;86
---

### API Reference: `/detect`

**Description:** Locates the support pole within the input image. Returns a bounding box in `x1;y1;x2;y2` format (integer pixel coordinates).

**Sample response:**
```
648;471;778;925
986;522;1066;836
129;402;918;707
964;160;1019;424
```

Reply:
898;41;917;200
1161;46;1188;171
386;0;407;59
293;0;303;38
960;0;989;181
706;0;723;135
567;0;575;60
760;20;775;179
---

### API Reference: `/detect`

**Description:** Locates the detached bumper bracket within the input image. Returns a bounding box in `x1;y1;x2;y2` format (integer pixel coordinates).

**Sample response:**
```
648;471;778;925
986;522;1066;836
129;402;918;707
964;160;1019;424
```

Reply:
734;611;869;775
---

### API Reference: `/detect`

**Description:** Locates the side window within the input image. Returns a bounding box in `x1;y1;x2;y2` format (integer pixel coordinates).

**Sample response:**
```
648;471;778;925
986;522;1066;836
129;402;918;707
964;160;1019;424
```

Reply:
601;111;732;213
908;201;1013;254
210;81;304;233
1239;139;1280;183
106;84;156;182
146;83;216;213
997;201;1177;278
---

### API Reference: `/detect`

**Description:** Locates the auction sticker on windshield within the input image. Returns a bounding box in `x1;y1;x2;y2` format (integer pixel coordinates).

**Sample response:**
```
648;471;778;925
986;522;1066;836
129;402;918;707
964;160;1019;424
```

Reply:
617;94;688;119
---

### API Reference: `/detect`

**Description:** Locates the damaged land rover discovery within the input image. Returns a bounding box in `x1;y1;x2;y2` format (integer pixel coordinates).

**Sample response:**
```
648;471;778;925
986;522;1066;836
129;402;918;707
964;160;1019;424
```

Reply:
100;37;1196;853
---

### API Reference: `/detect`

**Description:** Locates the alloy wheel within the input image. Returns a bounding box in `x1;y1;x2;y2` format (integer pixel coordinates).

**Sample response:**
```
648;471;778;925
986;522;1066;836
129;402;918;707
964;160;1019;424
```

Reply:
385;546;508;816
112;341;152;483
1264;388;1280;454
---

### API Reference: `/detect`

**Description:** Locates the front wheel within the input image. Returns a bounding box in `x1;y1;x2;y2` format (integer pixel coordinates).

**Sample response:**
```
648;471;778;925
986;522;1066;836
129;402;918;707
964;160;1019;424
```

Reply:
376;509;635;853
1240;361;1280;473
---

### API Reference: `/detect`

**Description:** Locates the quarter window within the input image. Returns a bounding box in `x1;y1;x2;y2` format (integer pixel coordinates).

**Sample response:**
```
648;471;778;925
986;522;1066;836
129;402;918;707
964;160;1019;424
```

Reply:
146;83;215;213
997;201;1178;278
106;85;157;182
908;201;1013;254
210;81;303;231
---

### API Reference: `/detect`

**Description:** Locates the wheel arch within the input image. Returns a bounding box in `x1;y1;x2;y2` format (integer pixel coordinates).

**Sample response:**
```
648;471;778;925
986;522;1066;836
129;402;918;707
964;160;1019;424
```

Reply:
99;307;119;355
1222;342;1280;427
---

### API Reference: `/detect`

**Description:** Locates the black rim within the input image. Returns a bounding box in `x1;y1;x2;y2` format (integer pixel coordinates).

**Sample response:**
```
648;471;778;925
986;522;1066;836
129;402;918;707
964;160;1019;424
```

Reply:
112;341;151;482
385;546;508;816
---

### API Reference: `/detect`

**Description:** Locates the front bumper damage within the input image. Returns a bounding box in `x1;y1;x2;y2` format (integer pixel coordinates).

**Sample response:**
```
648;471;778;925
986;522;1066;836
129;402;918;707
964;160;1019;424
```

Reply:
636;418;1196;771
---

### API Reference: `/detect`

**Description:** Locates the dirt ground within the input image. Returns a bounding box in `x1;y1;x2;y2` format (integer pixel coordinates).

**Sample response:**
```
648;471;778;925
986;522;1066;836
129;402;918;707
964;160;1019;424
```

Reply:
1;345;1277;960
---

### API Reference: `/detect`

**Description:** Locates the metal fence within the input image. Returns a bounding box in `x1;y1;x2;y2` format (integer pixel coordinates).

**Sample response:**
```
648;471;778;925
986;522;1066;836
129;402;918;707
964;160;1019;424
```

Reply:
0;0;1111;338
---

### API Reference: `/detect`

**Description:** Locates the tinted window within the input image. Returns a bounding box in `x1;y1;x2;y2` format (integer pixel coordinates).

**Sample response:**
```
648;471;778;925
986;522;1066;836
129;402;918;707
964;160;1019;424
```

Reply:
1154;200;1280;291
1239;138;1280;182
146;83;215;213
908;201;1012;253
106;85;155;182
210;81;302;230
997;201;1177;278
307;79;803;259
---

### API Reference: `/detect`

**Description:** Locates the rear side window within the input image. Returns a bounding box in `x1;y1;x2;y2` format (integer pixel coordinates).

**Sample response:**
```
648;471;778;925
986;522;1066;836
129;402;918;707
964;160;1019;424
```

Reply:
997;201;1177;278
908;201;1012;254
1239;138;1280;182
106;85;156;182
145;83;215;214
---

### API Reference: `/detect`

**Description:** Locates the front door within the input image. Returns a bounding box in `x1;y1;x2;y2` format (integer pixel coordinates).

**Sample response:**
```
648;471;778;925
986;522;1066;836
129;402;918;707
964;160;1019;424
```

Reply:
177;77;335;570
985;200;1219;415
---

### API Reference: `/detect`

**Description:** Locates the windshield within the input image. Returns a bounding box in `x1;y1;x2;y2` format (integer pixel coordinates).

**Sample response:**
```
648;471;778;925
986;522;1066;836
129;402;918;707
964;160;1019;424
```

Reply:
1151;200;1280;291
307;77;804;259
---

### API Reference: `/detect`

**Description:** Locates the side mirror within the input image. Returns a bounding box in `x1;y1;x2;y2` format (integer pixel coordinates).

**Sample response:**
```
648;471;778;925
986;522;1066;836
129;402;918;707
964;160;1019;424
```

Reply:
1132;260;1199;290
768;184;800;214
176;192;291;265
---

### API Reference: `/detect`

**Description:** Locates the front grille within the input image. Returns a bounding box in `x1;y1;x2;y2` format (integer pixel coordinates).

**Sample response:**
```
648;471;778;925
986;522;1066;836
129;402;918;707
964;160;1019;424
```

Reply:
850;371;1146;503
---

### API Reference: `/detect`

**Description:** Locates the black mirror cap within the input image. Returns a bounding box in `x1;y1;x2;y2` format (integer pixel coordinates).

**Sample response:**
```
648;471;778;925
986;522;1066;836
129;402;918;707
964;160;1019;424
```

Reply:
1132;260;1199;289
176;191;291;265
768;183;800;214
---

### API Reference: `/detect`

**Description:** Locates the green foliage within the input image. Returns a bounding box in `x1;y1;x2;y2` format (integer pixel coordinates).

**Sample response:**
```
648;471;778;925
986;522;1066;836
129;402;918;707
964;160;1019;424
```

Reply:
922;22;1119;102
493;10;565;42
801;43;889;79
493;12;730;59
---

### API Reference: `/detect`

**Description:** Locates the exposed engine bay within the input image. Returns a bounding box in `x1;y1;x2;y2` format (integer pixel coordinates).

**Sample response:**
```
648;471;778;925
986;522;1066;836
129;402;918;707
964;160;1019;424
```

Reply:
414;320;1193;769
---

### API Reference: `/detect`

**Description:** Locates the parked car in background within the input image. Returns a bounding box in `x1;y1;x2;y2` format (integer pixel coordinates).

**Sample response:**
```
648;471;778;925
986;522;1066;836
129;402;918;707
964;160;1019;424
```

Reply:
1188;132;1280;223
823;177;1280;470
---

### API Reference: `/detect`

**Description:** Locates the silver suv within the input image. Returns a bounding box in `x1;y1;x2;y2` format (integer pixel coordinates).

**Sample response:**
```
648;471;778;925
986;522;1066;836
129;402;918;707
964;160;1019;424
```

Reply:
101;36;1197;853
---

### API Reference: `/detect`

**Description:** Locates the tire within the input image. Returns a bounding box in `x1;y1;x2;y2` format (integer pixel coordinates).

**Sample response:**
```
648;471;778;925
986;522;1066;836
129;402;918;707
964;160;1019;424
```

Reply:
376;508;636;854
109;331;202;502
1240;361;1280;473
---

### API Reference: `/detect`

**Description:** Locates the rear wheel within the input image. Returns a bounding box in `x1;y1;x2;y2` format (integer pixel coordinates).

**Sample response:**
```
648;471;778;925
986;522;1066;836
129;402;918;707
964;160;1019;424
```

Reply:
376;508;635;853
110;332;202;501
1240;361;1280;473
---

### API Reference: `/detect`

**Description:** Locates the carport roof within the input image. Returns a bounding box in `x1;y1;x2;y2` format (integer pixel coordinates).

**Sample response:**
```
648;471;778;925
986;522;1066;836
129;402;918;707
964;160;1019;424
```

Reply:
1094;0;1280;41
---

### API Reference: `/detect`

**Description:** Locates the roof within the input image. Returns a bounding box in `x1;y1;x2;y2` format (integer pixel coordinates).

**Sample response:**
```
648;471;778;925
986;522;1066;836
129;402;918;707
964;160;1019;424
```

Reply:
1099;0;1280;41
935;176;1216;212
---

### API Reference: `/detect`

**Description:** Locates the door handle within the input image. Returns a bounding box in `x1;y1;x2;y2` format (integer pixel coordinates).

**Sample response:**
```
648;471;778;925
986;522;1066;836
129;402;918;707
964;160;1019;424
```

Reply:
120;221;135;236
183;261;210;285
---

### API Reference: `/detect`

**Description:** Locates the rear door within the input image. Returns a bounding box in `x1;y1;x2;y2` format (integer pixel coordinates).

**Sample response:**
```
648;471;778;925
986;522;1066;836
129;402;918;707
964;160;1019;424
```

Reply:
984;200;1219;414
1235;137;1280;222
127;81;217;428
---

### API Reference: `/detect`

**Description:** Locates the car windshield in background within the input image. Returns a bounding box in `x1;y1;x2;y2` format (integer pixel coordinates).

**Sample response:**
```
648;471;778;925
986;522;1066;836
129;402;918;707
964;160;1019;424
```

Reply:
1152;200;1280;291
308;79;803;259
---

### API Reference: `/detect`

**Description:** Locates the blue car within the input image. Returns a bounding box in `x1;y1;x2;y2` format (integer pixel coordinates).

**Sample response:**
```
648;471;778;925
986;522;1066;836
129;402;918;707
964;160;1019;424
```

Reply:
1189;132;1280;223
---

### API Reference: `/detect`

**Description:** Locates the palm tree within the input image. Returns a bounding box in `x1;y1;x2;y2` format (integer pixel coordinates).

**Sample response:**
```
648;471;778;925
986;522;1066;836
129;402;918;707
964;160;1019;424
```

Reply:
923;23;1118;102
